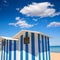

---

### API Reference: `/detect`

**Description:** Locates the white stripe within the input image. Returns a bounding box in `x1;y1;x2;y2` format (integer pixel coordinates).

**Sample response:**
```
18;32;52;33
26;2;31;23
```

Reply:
18;39;20;60
43;36;45;60
41;52;43;60
8;41;9;60
35;33;38;60
2;45;4;60
16;50;19;60
36;56;38;60
23;47;26;60
47;51;49;60
28;32;32;60
16;41;20;60
11;41;14;60
44;52;46;60
40;35;43;60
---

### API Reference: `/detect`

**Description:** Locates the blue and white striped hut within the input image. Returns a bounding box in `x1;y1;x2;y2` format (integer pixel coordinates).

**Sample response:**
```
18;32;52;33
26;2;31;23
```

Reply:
0;30;50;60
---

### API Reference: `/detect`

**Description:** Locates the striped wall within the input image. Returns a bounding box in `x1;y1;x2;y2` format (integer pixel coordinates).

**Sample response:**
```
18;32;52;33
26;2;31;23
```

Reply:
0;32;50;60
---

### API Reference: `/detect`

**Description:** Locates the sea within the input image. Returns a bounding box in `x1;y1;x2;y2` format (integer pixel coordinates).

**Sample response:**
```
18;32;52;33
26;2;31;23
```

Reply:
50;46;60;53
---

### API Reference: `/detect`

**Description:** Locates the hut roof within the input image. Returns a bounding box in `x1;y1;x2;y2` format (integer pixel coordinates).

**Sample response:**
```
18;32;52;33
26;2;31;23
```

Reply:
0;30;51;41
13;30;50;39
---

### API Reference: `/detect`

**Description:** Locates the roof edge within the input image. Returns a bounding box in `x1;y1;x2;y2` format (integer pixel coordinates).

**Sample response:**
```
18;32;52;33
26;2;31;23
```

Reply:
0;36;18;41
13;30;51;38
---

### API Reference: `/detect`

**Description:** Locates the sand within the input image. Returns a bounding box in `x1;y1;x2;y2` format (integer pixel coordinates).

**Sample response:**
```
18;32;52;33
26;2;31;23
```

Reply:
51;52;60;60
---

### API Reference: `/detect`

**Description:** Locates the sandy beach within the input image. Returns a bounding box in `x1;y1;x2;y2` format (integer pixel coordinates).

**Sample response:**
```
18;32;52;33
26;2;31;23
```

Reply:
51;52;60;60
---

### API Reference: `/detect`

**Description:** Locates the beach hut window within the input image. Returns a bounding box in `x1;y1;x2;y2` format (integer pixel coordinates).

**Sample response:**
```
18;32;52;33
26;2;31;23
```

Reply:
24;37;30;44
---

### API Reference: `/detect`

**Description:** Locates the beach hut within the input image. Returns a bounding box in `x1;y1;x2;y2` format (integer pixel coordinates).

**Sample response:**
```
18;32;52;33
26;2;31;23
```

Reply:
0;30;50;60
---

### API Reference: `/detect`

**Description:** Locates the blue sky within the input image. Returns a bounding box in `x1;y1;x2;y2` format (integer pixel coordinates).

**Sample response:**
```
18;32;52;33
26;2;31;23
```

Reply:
0;0;60;46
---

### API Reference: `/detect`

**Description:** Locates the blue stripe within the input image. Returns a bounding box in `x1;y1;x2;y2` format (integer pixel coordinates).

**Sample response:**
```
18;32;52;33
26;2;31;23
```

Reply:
25;32;28;60
38;34;41;60
31;33;35;60
25;32;28;37
4;40;5;60
5;40;6;60
42;35;44;60
6;40;8;60
46;37;49;60
9;40;12;60
48;37;50;60
14;40;16;60
48;38;50;51
20;35;23;60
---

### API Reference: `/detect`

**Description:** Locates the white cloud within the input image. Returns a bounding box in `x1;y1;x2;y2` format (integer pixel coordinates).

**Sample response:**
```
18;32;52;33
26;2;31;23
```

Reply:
15;17;20;20
20;2;60;17
9;17;34;28
47;22;60;27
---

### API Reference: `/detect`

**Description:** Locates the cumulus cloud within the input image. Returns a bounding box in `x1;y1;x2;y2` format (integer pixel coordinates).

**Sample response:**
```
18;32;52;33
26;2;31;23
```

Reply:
9;17;34;28
47;22;60;27
20;2;60;17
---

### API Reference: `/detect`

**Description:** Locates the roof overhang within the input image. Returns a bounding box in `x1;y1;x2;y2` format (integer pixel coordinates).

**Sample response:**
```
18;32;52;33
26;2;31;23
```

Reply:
0;36;18;41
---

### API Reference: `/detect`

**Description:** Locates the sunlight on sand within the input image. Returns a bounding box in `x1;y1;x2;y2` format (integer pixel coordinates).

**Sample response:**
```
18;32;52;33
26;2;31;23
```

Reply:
51;52;60;60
